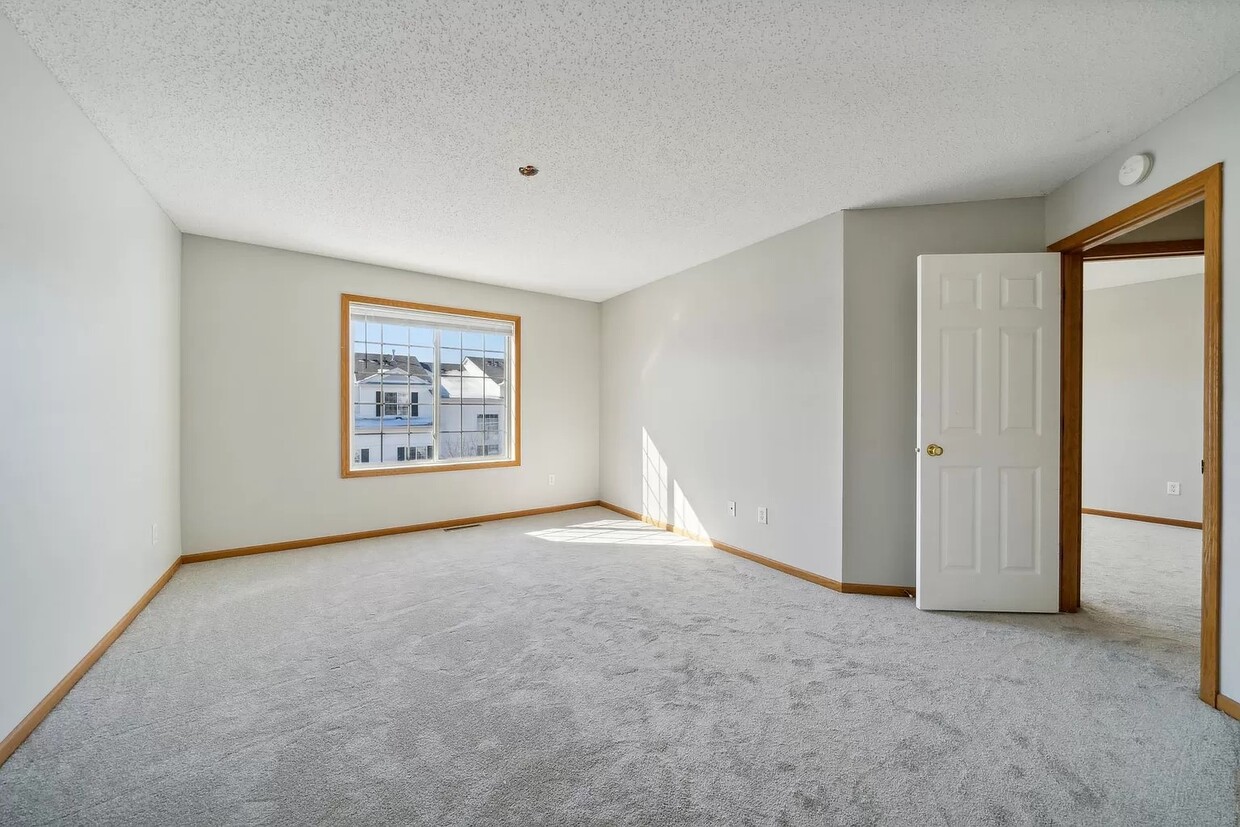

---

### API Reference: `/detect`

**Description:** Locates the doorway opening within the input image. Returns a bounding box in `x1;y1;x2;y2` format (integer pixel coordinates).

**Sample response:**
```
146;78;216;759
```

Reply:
1080;213;1205;684
1050;164;1222;707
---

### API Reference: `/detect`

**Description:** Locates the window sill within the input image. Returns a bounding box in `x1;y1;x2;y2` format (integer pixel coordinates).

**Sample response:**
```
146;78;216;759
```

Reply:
341;458;520;478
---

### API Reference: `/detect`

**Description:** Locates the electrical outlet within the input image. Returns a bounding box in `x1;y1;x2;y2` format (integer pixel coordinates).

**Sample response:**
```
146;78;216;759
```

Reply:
757;507;768;525
728;501;736;516
150;523;159;546
548;474;556;486
1167;481;1181;496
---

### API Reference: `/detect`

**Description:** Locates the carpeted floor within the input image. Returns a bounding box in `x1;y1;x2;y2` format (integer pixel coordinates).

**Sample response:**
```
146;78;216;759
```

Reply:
1;508;1236;825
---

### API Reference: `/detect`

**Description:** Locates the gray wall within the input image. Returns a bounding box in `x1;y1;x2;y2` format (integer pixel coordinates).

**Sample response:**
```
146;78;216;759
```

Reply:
840;199;1047;586
180;236;600;554
0;19;182;738
1120;202;1205;243
598;198;1046;586
1083;275;1204;523
1044;70;1240;699
600;214;845;580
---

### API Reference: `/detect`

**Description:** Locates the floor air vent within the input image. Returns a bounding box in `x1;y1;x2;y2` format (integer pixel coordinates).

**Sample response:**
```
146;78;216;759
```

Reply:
443;523;482;532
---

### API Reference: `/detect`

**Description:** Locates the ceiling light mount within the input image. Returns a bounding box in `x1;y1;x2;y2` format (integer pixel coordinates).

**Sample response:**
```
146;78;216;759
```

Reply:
518;165;539;177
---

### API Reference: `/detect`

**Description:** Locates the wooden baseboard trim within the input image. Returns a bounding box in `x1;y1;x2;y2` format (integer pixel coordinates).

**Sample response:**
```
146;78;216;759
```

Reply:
841;582;917;597
1081;508;1202;530
597;502;914;597
599;500;666;528
1;501;609;767
0;557;181;767
3;499;915;769
711;538;844;591
182;501;603;563
1216;693;1240;722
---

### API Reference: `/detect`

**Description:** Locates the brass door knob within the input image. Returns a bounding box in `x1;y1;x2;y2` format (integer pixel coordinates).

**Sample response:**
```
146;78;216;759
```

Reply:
926;444;944;457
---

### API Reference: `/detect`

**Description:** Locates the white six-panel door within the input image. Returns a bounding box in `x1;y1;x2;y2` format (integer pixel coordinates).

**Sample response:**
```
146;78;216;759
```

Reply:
916;253;1061;612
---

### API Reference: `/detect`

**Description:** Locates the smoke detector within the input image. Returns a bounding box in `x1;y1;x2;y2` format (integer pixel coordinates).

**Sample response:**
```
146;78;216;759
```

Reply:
1118;154;1153;187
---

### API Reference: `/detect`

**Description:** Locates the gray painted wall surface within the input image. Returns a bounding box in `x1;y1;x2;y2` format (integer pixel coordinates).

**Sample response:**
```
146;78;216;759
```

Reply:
840;199;1046;586
180;237;600;554
1045;70;1239;698
1119;202;1205;243
1083;276;1204;522
599;198;1046;587
600;214;846;580
0;19;182;738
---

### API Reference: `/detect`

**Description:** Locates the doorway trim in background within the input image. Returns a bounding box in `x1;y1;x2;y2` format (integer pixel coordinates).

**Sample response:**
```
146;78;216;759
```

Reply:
1049;163;1222;708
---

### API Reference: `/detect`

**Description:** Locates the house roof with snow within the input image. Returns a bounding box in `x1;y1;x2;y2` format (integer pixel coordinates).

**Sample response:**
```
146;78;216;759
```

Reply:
355;353;505;386
470;357;506;385
354;352;433;382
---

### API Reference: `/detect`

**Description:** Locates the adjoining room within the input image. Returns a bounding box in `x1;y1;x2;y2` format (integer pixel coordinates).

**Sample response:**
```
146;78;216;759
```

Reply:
1080;203;1207;684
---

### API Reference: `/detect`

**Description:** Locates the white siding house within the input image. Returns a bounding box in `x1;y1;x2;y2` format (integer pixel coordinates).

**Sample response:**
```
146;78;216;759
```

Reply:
351;353;509;465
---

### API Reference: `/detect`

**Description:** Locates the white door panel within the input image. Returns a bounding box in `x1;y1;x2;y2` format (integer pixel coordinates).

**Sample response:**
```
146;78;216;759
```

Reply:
917;253;1060;612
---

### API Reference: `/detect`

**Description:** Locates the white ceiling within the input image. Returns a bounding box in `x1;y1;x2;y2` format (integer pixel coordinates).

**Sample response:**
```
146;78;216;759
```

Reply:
4;2;1240;301
1085;255;1204;291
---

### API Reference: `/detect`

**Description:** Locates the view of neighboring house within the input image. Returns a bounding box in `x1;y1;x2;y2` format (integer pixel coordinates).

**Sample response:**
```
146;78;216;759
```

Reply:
351;352;508;464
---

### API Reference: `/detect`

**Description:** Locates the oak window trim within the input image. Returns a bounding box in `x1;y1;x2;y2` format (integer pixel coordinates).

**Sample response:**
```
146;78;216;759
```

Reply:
339;293;522;478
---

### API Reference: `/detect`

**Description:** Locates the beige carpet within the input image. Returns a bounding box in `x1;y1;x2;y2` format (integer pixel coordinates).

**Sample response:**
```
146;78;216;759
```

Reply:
1;508;1236;825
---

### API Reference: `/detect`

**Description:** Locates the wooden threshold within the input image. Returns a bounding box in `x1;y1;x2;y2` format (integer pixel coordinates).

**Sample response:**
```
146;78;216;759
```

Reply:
1081;508;1203;530
182;501;601;563
0;558;181;767
597;501;914;598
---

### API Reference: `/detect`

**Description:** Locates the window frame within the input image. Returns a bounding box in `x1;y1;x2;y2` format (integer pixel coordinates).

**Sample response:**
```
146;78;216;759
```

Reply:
340;293;521;478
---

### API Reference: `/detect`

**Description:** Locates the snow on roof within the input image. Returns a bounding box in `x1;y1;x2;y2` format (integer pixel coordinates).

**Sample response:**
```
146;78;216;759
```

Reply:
353;415;435;430
354;352;432;381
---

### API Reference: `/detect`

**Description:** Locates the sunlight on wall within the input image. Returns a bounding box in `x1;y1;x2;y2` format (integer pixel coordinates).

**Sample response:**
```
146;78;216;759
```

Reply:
641;427;712;543
642;427;669;524
528;427;717;551
673;480;710;542
527;519;705;546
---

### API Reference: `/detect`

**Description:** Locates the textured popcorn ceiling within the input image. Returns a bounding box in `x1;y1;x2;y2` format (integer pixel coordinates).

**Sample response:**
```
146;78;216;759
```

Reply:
4;2;1240;300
